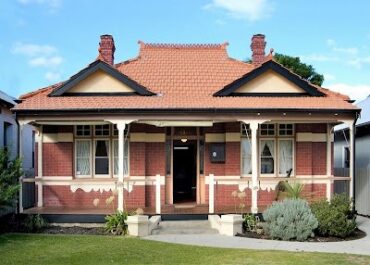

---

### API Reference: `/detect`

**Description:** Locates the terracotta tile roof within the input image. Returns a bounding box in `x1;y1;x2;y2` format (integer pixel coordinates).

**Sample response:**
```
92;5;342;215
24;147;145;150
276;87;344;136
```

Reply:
15;42;358;112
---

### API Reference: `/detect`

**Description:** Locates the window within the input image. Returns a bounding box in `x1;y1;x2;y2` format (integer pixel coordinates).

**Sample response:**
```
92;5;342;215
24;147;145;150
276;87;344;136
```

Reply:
260;140;275;174
3;122;13;151
95;140;110;176
76;125;91;136
113;139;129;176
95;124;110;136
241;124;251;137
279;124;293;136
76;140;91;177
241;138;252;175
260;124;275;136
74;124;130;178
344;147;350;168
278;139;293;176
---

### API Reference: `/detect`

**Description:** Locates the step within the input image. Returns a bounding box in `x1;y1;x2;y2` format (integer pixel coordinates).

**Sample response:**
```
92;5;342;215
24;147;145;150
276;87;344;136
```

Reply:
160;214;208;221
151;220;219;235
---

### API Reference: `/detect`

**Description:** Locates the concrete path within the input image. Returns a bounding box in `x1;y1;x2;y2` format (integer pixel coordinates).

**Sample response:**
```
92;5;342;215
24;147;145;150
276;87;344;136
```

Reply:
144;216;370;256
151;220;218;235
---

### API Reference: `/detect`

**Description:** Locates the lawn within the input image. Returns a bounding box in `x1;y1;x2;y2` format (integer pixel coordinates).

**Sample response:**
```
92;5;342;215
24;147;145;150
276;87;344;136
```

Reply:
0;234;369;265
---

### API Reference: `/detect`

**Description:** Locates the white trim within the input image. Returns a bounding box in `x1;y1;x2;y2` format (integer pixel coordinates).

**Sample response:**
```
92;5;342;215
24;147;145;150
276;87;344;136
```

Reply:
225;132;241;142
326;124;332;176
129;133;165;143
42;133;73;143
205;133;225;143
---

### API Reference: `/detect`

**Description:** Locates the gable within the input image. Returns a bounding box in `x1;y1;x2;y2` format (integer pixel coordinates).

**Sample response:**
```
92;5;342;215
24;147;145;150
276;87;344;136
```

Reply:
49;60;154;96
234;70;305;94
67;70;135;94
214;60;324;97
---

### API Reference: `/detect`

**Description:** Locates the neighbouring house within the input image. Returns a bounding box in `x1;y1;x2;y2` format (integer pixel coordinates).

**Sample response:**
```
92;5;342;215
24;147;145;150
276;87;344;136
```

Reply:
0;90;35;212
14;34;359;217
334;95;370;216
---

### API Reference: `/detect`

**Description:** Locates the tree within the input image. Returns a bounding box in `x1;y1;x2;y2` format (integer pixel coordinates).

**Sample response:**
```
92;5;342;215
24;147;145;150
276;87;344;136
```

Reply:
0;148;22;208
274;53;324;86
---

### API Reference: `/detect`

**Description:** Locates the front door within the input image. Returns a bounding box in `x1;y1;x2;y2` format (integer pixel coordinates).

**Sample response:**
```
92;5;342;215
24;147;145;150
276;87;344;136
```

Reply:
173;140;197;203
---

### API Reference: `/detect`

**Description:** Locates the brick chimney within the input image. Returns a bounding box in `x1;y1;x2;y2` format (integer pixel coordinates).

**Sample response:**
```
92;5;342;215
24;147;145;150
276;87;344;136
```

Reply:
98;34;115;65
250;34;266;66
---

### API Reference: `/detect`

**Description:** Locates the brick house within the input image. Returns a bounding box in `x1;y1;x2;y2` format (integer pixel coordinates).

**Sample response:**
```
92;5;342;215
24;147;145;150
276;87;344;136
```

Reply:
15;34;359;215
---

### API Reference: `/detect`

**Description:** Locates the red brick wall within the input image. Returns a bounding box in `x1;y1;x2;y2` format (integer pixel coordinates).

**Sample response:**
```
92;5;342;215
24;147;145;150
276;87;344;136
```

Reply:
296;142;313;175
145;142;166;176
130;142;146;176
312;142;326;175
43;186;117;208
43;143;73;176
213;185;252;209
145;185;165;207
295;123;329;176
43;185;149;209
225;142;240;176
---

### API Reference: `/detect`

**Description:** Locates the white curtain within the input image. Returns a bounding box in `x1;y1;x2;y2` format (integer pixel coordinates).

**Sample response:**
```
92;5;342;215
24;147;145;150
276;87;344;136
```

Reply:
265;140;274;159
241;139;252;175
114;140;118;175
76;141;90;176
279;140;293;176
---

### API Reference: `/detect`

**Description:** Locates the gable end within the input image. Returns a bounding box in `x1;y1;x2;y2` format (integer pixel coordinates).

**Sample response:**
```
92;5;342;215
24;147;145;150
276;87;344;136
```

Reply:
214;60;325;97
49;60;155;96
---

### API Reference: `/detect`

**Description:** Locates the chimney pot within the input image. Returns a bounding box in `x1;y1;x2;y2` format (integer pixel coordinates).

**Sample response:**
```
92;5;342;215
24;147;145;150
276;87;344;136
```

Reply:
250;34;266;66
98;34;115;65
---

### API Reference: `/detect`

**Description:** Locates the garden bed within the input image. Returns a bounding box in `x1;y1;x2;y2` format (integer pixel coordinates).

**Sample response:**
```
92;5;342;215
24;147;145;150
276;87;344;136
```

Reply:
237;228;366;242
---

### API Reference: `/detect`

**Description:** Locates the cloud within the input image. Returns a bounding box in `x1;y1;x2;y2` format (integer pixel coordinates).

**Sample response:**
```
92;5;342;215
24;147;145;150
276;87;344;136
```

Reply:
29;56;63;67
11;42;57;57
12;41;64;81
204;0;274;22
327;83;370;102
45;71;61;81
18;0;62;10
347;56;370;69
326;38;358;55
324;73;336;81
300;53;338;62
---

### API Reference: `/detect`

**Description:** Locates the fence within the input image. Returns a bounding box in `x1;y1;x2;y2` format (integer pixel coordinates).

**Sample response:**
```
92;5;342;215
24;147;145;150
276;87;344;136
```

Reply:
334;167;370;216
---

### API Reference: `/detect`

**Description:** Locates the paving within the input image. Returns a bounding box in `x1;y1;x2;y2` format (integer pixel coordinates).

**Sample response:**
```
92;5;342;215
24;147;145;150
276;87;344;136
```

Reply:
144;216;370;256
151;220;219;235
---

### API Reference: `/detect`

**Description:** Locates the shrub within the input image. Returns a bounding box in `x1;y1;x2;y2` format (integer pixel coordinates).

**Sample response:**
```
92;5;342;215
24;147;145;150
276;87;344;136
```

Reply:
276;181;304;200
311;194;356;238
0;148;22;207
263;199;318;241
24;214;48;232
105;211;128;235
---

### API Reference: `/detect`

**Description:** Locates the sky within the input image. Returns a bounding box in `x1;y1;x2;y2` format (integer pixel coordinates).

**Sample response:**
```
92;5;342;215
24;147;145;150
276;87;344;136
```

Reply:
1;0;370;102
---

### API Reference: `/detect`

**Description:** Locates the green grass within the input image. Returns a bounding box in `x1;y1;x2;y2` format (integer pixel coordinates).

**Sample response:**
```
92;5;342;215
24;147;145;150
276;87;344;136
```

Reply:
0;233;369;265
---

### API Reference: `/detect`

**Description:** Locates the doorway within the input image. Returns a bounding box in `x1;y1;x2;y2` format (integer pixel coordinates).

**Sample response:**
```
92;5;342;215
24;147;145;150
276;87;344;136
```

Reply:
173;140;197;203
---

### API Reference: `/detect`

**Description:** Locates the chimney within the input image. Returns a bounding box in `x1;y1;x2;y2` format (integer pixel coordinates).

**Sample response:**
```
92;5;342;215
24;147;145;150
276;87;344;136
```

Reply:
98;34;115;65
250;34;266;66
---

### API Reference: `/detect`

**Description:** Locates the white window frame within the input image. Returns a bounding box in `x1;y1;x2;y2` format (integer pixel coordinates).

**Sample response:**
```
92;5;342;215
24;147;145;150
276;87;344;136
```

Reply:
277;138;295;177
93;138;111;178
75;125;92;137
278;123;294;137
94;124;111;137
260;123;276;136
74;139;92;178
259;138;276;177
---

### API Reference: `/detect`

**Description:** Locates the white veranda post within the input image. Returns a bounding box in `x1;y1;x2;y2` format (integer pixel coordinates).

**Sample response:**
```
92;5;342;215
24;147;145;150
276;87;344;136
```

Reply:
349;122;355;199
37;125;43;207
249;122;259;214
117;122;126;211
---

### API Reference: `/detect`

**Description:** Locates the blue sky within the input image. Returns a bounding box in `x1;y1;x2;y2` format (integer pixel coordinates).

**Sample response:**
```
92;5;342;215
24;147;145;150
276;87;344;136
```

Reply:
1;0;370;101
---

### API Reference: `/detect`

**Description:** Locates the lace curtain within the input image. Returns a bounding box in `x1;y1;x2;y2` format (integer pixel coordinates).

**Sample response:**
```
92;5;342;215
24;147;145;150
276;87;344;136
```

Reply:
279;140;293;176
76;141;90;176
241;138;252;175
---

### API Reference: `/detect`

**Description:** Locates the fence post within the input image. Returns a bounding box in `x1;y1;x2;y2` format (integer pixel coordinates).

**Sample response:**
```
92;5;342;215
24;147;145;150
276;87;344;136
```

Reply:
19;177;23;213
209;174;215;214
